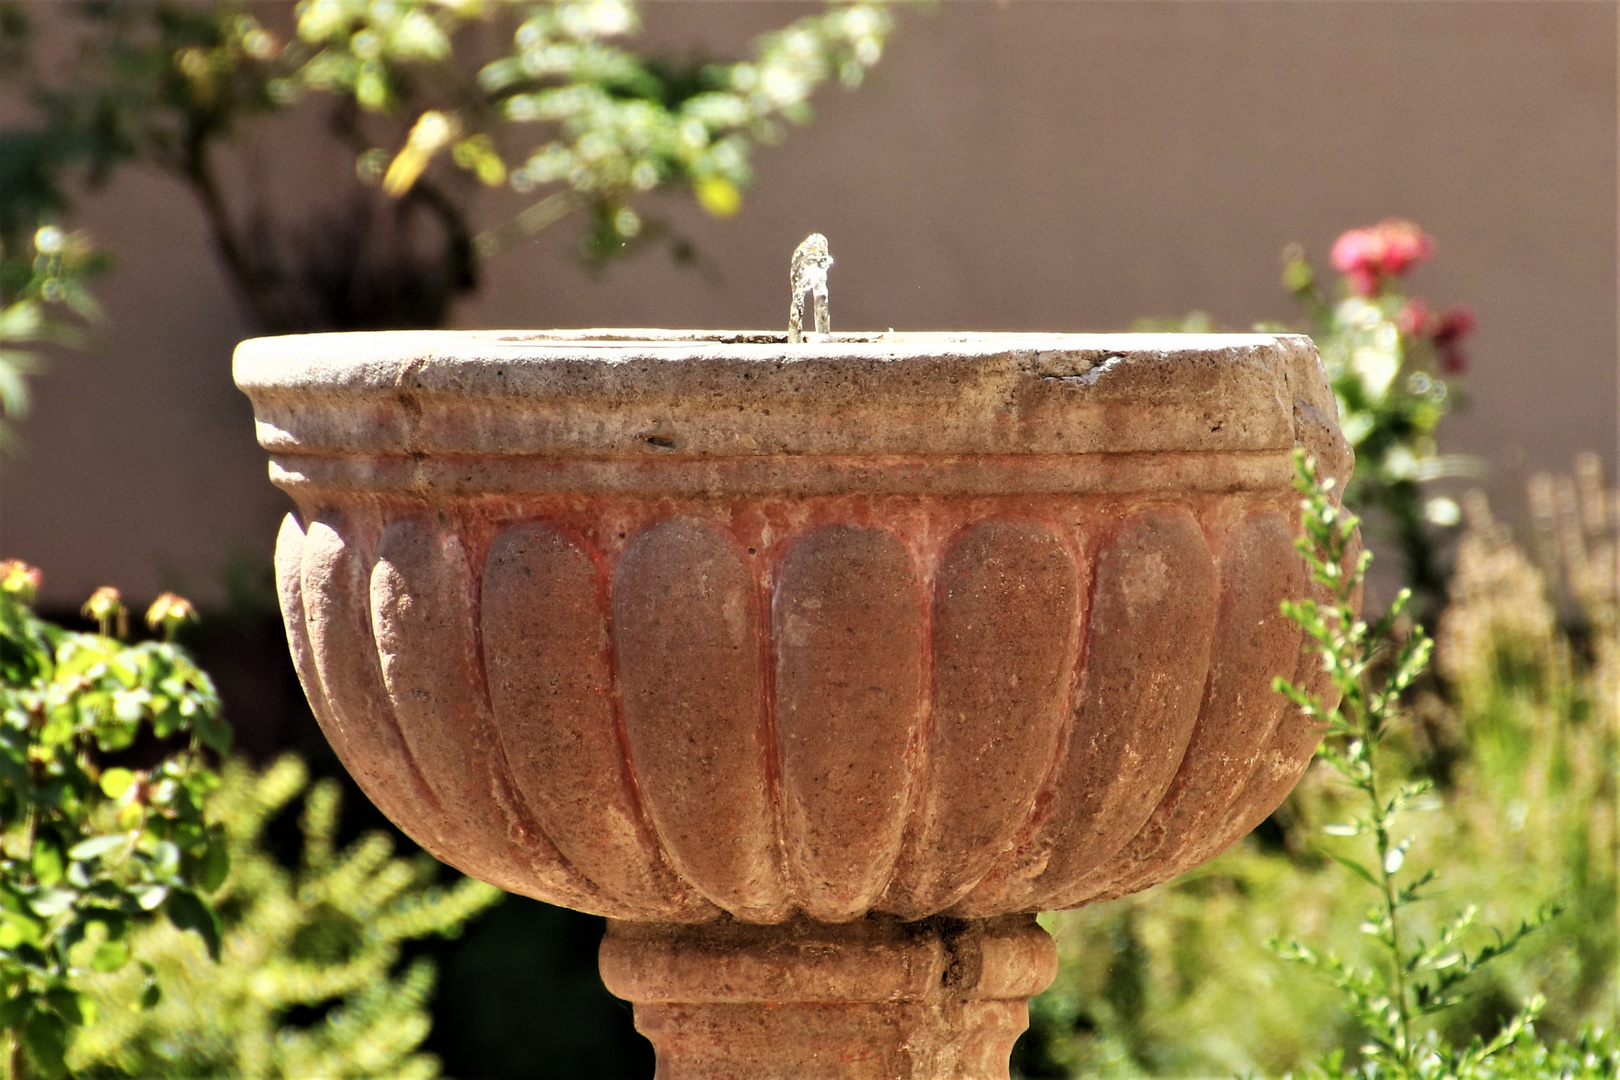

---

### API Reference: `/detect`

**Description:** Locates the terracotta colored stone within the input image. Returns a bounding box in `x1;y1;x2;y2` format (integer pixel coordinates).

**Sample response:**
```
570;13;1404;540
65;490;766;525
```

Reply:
285;513;452;859
774;525;925;923
882;520;1080;919
1057;511;1305;904
599;915;1056;1080
371;516;611;910
482;523;716;920
613;518;788;923
953;508;1220;916
238;330;1354;1078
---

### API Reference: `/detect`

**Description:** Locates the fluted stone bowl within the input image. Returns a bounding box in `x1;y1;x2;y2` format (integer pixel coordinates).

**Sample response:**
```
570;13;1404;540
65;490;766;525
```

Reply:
239;330;1352;1079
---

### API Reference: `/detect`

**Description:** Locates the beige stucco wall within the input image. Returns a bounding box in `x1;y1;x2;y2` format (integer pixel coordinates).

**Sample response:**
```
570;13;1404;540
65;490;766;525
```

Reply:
3;1;1615;608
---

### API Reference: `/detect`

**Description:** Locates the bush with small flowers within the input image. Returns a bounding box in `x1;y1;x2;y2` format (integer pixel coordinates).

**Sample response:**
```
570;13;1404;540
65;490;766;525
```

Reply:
0;562;228;1079
1138;219;1478;609
1280;220;1478;609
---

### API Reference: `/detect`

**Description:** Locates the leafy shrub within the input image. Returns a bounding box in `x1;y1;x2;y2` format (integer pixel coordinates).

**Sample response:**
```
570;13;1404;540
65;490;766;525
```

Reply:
1271;453;1548;1079
69;755;501;1080
0;567;228;1078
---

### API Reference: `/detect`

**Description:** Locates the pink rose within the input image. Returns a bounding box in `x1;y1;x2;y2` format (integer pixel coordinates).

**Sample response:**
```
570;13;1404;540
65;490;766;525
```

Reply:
1331;220;1436;295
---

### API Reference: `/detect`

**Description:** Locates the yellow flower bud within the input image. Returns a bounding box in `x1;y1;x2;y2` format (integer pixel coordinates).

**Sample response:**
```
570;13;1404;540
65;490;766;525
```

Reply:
146;592;199;641
82;586;129;638
0;560;42;604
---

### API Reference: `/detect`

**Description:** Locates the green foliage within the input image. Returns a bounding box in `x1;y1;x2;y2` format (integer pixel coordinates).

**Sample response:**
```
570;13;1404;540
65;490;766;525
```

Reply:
0;0;896;332
69;755;503;1079
1271;452;1551;1078
0;566;228;1079
296;0;893;246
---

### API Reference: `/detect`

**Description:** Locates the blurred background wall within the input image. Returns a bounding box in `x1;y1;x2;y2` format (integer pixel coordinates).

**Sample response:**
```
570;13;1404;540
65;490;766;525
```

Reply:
2;0;1616;609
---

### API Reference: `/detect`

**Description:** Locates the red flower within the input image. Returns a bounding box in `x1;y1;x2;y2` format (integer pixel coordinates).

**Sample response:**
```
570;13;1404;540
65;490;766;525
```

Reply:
1396;297;1434;337
1433;304;1475;344
1330;219;1436;295
1434;304;1474;373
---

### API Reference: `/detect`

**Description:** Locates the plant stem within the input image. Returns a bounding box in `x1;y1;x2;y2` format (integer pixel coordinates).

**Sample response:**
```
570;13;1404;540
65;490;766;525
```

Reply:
1373;789;1412;1062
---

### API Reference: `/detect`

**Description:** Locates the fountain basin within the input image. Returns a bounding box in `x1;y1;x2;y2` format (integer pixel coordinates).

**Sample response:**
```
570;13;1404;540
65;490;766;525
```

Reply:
238;329;1352;1078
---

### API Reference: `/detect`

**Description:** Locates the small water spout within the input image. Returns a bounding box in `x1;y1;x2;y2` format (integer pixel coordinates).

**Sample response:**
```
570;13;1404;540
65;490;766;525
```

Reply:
787;233;832;344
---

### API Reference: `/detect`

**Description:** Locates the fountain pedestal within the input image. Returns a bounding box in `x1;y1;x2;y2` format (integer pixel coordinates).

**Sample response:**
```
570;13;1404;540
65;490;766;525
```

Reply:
601;916;1054;1080
237;329;1352;1079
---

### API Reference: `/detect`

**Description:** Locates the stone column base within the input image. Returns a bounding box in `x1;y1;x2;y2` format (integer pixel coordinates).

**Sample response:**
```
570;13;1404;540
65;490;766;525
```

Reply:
598;914;1058;1080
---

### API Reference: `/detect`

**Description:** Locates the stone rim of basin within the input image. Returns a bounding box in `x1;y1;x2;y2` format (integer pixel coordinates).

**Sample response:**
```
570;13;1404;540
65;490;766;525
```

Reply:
236;328;1347;478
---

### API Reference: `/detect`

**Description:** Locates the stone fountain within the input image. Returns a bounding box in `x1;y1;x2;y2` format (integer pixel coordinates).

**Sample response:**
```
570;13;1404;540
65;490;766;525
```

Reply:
237;300;1351;1077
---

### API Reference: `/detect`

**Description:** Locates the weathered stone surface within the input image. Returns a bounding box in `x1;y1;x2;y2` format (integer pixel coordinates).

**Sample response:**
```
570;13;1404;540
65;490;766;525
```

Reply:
239;330;1355;1079
371;517;610;910
614;518;787;923
482;523;715;920
286;514;451;860
774;526;925;923
953;508;1220;916
883;520;1080;918
1053;511;1304;905
237;330;1315;462
599;915;1057;1080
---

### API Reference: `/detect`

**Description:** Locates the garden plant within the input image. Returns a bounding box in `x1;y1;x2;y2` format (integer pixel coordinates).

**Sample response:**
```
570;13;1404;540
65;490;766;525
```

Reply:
68;755;500;1080
0;566;229;1079
0;0;896;334
1271;452;1551;1079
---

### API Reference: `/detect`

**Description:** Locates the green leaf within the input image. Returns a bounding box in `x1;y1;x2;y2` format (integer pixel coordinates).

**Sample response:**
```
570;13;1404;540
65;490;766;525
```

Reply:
163;887;222;961
41;986;81;1025
198;823;230;892
27;888;75;917
21;1007;68;1078
137;977;161;1011
193;709;232;753
131;883;168;911
99;766;135;798
0;990;32;1028
0;908;44;947
67;833;127;861
89;938;130;972
1326;851;1382;890
30;838;63;886
151;700;182;738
